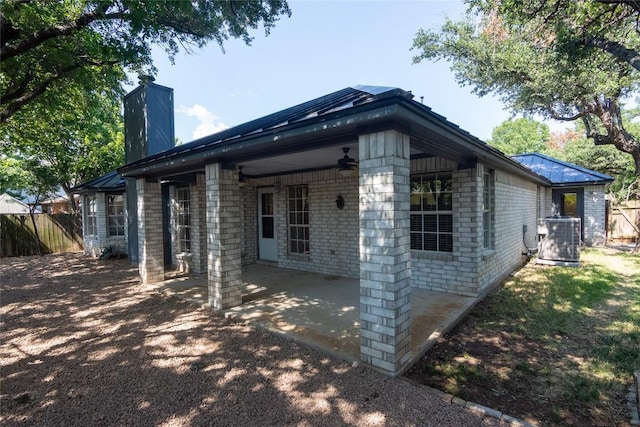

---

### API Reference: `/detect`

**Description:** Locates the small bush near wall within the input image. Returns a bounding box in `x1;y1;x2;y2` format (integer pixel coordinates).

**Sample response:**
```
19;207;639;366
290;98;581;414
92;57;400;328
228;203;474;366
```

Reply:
0;214;82;257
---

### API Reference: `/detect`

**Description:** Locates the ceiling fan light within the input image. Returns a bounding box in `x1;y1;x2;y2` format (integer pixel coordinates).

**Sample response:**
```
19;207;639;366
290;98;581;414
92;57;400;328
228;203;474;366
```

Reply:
339;165;354;177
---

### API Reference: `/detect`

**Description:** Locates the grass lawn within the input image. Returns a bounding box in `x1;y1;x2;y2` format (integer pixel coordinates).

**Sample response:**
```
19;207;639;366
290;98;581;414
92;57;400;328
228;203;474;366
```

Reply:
405;247;640;426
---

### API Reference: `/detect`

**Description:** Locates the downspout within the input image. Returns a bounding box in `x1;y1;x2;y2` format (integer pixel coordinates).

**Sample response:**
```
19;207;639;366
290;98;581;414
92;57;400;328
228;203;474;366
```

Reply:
522;224;538;256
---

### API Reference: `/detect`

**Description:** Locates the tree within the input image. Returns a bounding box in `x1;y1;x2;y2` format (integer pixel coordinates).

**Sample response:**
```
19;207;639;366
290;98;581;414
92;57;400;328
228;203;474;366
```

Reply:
1;87;125;212
0;154;31;198
412;0;640;176
0;0;291;122
495;1;640;71
487;117;551;155
557;106;640;201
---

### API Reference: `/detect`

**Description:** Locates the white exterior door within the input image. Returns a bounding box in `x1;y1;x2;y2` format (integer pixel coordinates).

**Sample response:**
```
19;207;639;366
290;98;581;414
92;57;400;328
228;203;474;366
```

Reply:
258;187;277;262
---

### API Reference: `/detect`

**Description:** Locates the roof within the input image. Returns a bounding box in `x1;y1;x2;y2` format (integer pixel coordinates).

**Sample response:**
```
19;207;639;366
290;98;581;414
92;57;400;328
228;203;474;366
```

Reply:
72;171;126;193
121;86;402;171
118;84;549;186
0;193;31;214
511;153;614;186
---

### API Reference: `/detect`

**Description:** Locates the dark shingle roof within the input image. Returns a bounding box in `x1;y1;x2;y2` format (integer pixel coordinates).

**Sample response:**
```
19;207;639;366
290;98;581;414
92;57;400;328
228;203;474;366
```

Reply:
512;153;613;186
72;171;125;192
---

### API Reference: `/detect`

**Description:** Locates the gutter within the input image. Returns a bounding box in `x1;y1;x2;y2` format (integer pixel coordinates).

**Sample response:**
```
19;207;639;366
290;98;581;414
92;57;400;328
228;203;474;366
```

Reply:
119;101;402;178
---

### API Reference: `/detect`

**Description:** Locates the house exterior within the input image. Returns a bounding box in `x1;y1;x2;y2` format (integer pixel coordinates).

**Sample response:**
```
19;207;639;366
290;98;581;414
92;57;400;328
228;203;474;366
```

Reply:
512;153;613;246
76;82;611;375
73;171;127;257
39;195;78;214
0;193;31;214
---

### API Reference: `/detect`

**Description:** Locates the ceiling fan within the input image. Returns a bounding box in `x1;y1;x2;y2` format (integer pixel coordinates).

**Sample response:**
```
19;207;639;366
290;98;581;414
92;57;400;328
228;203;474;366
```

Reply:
337;147;358;177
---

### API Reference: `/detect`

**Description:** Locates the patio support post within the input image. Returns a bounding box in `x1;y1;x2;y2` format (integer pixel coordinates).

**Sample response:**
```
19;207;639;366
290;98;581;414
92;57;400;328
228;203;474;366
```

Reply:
137;178;165;283
190;173;207;273
358;129;412;376
205;163;242;309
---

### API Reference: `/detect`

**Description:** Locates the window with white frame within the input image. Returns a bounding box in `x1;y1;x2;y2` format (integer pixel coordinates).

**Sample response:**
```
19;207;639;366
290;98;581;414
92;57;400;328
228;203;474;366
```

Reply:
482;170;495;249
176;187;191;253
107;194;125;237
410;174;453;252
288;185;309;254
85;195;97;236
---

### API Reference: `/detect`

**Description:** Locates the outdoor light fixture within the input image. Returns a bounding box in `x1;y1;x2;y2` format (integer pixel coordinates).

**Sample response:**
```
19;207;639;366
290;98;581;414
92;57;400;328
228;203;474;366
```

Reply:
238;166;247;186
337;147;357;177
336;195;345;209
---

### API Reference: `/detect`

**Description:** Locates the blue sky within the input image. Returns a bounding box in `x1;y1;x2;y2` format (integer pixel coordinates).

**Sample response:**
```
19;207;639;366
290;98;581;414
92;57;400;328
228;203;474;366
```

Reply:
142;0;524;143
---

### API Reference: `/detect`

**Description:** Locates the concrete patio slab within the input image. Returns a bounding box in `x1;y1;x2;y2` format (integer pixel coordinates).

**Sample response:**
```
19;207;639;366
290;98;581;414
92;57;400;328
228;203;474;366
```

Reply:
148;264;478;368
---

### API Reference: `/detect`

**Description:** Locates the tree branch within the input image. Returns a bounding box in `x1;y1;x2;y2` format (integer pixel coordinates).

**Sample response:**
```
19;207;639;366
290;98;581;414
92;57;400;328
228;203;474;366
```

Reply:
1;64;81;123
548;110;585;121
1;9;126;61
1;55;122;123
596;0;640;14
575;36;640;71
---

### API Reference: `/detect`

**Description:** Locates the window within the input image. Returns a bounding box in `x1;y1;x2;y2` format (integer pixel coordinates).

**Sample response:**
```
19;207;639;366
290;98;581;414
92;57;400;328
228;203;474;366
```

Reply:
561;193;578;217
176;187;191;253
107;194;125;237
482;170;495;249
85;195;97;236
288;185;309;254
410;174;453;252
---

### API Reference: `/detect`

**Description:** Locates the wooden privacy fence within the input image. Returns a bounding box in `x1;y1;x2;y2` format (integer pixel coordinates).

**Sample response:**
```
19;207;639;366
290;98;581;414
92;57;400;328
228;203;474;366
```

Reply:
0;214;83;257
608;202;640;242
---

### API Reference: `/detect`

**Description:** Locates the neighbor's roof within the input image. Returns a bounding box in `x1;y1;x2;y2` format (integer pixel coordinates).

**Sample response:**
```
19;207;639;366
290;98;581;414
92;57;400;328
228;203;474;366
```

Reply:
72;170;125;193
0;193;31;214
512;153;614;186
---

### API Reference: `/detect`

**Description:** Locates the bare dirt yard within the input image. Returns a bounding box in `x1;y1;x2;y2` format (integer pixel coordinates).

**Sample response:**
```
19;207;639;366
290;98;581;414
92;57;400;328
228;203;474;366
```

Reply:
0;253;501;427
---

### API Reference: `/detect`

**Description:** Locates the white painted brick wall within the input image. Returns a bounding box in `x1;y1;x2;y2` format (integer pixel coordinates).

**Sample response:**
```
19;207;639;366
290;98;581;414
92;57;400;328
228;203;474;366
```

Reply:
582;184;607;246
411;163;537;297
247;168;360;278
477;169;538;293
82;192;128;257
358;129;412;375
206;163;242;309
137;179;165;283
241;186;257;265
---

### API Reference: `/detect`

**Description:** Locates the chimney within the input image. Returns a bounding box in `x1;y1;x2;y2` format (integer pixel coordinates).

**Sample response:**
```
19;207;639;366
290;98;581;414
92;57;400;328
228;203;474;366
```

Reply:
123;80;174;264
124;80;175;163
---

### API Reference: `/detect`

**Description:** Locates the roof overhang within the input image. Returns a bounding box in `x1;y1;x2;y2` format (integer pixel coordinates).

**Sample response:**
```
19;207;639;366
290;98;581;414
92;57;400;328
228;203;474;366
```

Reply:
118;94;549;186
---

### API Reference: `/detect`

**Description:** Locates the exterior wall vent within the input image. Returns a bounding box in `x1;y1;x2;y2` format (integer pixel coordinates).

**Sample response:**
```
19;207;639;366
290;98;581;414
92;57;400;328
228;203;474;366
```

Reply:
537;217;581;265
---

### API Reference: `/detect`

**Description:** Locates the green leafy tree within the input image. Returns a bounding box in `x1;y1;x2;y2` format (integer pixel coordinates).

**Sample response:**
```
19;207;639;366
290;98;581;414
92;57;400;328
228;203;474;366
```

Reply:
412;0;640;176
1;1;290;210
487;117;551;155
0;154;31;197
1;88;124;212
0;0;291;122
557;108;640;201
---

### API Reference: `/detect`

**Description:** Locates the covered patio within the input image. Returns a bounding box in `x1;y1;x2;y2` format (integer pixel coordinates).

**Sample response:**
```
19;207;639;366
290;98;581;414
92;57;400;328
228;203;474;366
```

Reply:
146;264;477;368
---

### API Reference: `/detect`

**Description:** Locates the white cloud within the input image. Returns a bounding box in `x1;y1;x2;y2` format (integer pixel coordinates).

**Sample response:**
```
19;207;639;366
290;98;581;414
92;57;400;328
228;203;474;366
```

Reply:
176;104;229;140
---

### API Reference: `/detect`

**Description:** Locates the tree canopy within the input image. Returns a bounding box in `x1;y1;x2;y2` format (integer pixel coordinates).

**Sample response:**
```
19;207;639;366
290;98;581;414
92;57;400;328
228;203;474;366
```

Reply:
0;0;291;208
412;0;640;175
0;0;291;122
487;118;551;155
1;86;124;211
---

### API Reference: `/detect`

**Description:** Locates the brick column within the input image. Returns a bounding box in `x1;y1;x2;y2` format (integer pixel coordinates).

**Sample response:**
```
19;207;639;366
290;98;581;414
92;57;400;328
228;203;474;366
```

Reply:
453;167;481;295
358;129;412;375
206;163;242;309
191;174;207;273
137;178;164;283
